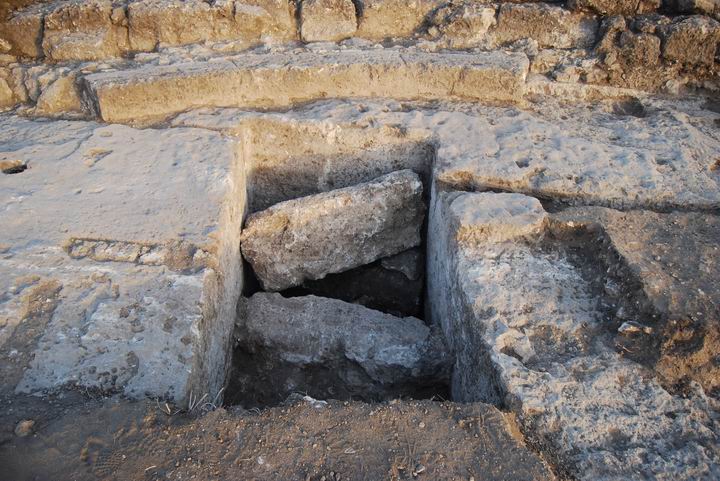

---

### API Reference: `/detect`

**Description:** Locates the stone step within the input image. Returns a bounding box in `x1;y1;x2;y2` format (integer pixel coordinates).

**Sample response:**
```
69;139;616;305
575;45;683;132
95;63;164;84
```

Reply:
80;49;529;124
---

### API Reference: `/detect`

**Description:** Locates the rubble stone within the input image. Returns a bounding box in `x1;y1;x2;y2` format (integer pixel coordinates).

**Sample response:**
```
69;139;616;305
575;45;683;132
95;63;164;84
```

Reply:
355;0;440;40
0;5;43;58
659;15;720;67
42;0;129;61
493;3;599;49
425;3;497;49
240;170;424;291
128;0;296;52
301;0;357;42
35;73;83;116
568;0;660;15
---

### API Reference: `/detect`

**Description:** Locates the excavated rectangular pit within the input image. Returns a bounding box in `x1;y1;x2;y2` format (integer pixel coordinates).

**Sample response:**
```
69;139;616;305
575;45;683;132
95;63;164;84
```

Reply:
223;120;450;407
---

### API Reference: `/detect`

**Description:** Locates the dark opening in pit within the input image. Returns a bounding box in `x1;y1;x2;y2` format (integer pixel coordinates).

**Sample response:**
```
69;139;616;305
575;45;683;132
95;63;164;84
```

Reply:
226;136;449;407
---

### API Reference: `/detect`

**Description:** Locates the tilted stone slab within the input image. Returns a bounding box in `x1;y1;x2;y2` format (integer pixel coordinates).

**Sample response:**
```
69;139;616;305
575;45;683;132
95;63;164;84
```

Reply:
0;115;244;402
80;49;529;123
427;191;720;480
240;169;424;291
238;292;450;398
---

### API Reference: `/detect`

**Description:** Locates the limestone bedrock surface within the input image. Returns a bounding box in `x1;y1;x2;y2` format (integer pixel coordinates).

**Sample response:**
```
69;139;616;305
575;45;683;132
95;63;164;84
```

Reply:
0;115;244;402
174;98;720;211
237;293;450;398
240;170;424;291
427;191;720;481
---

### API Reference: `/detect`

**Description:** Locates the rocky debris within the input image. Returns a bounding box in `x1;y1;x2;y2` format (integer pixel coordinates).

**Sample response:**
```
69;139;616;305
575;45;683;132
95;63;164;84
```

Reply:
81;49;529;124
301;0;357;42
428;191;720;481
43;0;129;62
493;3;599;49
568;0;660;16
659;15;720;67
425;3;497;49
14;419;34;437
240;170;424;291
282;248;425;318
553;206;720;397
0;116;244;402
233;293;450;403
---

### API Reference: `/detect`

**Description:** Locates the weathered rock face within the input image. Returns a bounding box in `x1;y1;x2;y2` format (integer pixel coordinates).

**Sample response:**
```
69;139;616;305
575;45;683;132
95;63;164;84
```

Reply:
659;15;720;67
232;293;450;404
43;0;129;62
355;0;440;40
0;116;245;403
0;5;43;58
128;0;295;52
568;0;660;15
595;16;665;90
493;3;599;49
34;72;83;116
427;191;720;481
240;169;425;291
301;0;357;42
553;206;720;398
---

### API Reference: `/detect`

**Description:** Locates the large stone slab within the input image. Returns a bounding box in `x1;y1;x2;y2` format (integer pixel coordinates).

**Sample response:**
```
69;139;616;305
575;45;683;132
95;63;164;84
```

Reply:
0;115;245;402
233;292;450;402
240;169;424;291
81;49;529;124
427;191;720;480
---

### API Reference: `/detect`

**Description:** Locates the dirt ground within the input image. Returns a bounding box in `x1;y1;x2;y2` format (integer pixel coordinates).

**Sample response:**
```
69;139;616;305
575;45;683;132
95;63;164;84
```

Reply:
0;392;555;481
